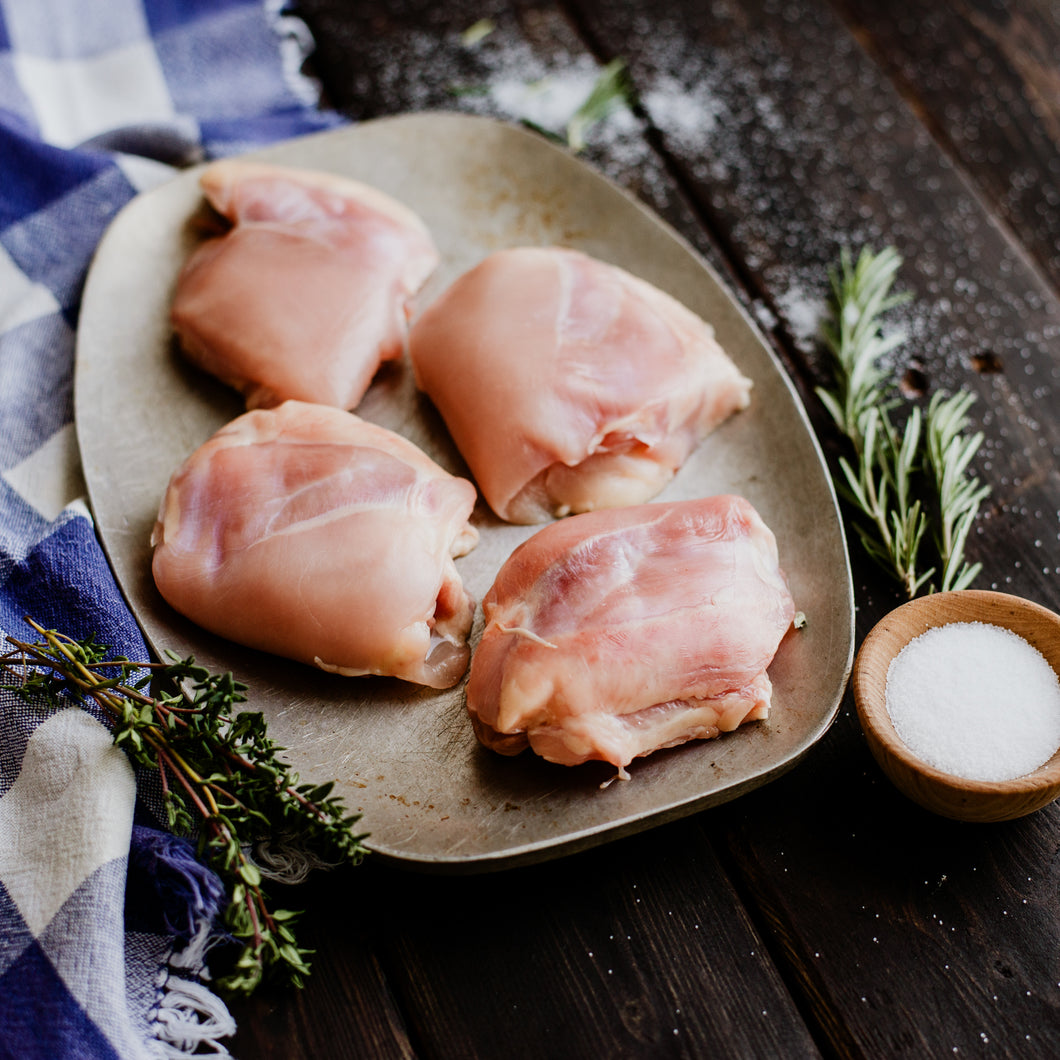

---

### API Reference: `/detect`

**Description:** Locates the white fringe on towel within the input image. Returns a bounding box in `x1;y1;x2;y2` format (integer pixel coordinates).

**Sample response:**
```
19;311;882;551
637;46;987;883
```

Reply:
152;977;237;1058
150;922;236;1058
264;0;330;107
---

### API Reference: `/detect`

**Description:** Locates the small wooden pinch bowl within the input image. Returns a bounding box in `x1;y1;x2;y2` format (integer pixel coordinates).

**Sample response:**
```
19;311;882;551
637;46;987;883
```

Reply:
853;590;1060;823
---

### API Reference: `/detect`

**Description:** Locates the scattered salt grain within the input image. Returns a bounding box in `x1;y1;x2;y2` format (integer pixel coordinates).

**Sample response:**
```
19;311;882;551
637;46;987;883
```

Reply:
885;622;1060;781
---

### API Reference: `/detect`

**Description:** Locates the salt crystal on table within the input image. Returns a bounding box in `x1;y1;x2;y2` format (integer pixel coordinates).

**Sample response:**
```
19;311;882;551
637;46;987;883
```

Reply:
885;622;1060;782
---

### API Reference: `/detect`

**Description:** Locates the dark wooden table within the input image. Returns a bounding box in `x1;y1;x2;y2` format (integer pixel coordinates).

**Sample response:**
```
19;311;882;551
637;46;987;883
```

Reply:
228;2;1060;1055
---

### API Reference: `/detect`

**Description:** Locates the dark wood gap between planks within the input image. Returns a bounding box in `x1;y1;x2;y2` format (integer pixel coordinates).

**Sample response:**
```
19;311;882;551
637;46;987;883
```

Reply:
693;812;858;1060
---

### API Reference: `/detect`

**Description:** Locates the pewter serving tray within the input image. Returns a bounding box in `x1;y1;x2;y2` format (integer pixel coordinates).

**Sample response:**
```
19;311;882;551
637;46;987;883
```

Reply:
75;113;854;871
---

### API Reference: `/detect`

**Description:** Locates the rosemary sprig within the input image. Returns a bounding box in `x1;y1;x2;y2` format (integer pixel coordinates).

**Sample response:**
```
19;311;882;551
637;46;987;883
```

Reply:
816;246;990;597
836;404;933;598
816;245;910;444
455;56;633;152
565;58;632;152
926;389;991;591
1;620;368;997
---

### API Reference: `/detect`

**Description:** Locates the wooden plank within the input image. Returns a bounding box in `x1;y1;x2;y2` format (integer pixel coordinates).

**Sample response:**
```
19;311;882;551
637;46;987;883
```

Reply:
225;865;416;1058
718;748;1060;1057
834;0;1060;296
570;0;1060;1054
385;822;821;1059
235;822;823;1059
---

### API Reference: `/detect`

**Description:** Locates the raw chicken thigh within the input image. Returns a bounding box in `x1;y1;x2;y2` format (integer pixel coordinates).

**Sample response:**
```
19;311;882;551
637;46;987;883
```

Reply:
466;495;795;771
408;246;752;523
171;160;439;411
151;401;479;688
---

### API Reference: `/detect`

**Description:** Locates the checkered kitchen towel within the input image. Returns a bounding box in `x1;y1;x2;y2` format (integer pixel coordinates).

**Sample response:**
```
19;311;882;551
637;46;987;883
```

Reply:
0;2;342;1056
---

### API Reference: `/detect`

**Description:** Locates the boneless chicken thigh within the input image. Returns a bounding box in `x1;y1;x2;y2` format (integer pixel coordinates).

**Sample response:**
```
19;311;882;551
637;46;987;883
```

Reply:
151;401;478;688
171;160;439;410
466;496;795;772
408;246;752;523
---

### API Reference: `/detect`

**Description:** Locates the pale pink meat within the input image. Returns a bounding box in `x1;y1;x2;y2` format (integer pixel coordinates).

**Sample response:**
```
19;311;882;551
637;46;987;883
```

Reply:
151;401;479;688
466;496;795;771
171;160;439;411
408;246;752;523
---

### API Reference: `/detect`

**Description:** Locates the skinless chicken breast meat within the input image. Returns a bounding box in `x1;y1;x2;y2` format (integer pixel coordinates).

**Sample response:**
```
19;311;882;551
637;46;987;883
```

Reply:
151;401;479;689
171;160;439;411
466;495;796;772
408;246;752;523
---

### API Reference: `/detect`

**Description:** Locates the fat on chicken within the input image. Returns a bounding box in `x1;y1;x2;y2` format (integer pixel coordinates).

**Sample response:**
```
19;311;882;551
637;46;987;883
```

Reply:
466;495;795;772
408;246;752;524
171;160;439;411
151;401;479;688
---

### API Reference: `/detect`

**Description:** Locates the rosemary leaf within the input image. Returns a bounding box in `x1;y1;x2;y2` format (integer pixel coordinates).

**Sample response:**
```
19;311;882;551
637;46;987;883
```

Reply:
566;58;632;152
460;18;495;46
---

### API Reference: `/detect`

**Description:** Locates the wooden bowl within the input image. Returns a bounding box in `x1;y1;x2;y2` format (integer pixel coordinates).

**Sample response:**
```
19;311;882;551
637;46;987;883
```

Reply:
852;589;1060;822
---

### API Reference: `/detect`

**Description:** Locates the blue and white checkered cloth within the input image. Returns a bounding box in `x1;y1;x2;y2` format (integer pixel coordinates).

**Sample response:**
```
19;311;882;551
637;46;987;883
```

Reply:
0;2;342;1055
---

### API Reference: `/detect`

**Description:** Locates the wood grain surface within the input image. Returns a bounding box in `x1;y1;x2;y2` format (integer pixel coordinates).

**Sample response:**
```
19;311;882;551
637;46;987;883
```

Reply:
226;1;1060;1056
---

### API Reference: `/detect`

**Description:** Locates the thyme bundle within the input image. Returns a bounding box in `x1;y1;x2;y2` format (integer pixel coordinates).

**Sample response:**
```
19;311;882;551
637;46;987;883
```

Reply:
816;246;990;597
1;620;368;997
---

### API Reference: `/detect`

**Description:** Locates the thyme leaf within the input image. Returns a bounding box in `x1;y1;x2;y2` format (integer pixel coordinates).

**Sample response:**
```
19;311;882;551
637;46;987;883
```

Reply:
816;246;990;597
0;620;369;997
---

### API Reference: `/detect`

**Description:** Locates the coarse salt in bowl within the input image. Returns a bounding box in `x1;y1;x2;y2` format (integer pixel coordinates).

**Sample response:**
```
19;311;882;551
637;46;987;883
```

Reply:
853;590;1060;822
886;622;1060;782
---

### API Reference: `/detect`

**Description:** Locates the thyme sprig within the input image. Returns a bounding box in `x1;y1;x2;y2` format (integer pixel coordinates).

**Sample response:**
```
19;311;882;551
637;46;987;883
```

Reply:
816;246;990;597
1;620;368;997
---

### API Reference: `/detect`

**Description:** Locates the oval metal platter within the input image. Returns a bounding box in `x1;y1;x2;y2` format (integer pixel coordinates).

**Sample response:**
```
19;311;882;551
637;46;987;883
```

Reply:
75;112;854;871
